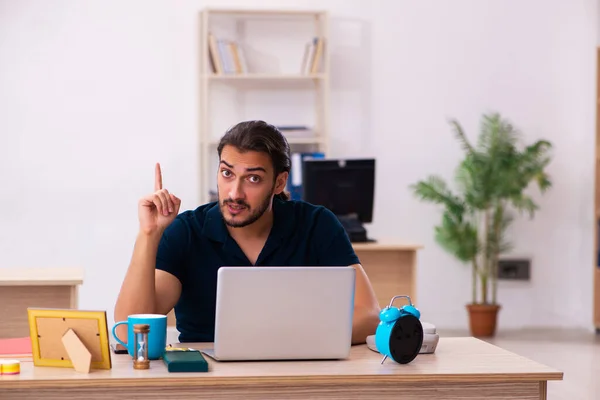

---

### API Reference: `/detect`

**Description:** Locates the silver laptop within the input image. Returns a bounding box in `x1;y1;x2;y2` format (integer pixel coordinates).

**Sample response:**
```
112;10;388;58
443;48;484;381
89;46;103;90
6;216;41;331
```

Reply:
201;266;356;361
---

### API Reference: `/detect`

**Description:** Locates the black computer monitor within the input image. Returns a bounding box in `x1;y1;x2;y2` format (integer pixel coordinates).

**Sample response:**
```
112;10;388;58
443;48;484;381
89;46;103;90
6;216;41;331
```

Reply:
302;158;375;242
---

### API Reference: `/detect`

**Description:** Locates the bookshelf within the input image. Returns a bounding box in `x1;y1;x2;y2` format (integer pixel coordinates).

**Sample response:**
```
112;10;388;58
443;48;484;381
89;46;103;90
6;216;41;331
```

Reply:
199;8;330;204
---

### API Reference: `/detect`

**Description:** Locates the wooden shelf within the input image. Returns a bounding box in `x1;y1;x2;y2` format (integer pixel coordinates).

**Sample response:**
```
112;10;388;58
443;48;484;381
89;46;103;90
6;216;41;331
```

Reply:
203;8;326;16
284;137;326;144
0;267;83;286
206;137;325;146
206;74;326;81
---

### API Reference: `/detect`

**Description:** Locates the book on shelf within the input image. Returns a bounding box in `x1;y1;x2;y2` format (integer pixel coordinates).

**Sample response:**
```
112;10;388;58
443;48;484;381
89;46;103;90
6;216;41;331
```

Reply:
207;33;324;76
301;37;325;75
277;125;315;139
208;33;248;75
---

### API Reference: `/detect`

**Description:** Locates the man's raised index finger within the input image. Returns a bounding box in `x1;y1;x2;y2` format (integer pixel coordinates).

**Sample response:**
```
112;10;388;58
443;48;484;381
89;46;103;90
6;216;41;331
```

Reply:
155;162;163;191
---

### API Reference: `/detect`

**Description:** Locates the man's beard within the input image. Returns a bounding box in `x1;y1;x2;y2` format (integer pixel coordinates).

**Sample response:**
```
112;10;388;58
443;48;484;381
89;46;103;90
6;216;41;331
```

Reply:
219;186;274;228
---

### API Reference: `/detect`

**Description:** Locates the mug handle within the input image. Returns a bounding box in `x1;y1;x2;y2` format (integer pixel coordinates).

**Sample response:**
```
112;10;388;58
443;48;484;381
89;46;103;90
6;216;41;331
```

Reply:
112;321;128;348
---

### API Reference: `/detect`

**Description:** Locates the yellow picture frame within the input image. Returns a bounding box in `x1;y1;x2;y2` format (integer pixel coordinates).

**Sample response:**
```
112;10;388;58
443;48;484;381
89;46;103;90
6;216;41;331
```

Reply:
27;308;112;370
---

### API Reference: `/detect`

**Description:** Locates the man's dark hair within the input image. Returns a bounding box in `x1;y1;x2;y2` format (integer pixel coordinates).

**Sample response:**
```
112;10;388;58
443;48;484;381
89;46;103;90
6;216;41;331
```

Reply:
217;120;291;201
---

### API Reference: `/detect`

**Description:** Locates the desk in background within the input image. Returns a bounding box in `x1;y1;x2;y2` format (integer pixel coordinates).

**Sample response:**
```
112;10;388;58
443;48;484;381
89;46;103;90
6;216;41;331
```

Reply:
0;337;562;399
0;267;83;338
352;240;422;307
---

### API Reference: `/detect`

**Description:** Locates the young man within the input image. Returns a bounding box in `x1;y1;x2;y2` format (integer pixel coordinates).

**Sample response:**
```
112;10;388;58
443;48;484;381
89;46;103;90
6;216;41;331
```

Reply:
114;120;380;344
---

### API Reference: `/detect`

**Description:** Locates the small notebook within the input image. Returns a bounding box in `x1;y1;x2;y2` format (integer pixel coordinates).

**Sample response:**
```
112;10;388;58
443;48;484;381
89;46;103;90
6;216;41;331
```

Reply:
162;348;209;373
0;337;32;358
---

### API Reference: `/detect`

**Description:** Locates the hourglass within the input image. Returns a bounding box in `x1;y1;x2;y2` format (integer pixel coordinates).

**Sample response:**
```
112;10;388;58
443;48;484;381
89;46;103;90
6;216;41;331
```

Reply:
133;324;150;370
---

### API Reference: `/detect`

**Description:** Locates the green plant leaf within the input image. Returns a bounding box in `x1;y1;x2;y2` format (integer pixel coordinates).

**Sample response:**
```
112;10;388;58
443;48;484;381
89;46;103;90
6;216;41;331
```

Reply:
410;176;466;221
448;118;475;154
434;210;479;263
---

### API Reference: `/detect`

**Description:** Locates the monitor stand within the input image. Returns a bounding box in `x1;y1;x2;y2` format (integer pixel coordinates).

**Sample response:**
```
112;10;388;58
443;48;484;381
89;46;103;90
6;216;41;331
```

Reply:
336;214;375;243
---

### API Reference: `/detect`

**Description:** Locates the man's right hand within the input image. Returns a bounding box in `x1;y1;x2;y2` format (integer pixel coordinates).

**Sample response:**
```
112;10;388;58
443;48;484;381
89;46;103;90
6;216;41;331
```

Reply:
138;163;182;235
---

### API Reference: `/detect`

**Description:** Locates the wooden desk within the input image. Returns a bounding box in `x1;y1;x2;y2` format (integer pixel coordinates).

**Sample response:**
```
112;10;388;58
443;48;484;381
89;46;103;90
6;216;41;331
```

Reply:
0;267;83;338
352;241;422;307
0;337;562;399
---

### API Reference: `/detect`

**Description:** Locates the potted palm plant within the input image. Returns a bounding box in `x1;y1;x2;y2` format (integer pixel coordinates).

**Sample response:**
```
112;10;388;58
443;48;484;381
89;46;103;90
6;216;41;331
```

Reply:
410;113;552;336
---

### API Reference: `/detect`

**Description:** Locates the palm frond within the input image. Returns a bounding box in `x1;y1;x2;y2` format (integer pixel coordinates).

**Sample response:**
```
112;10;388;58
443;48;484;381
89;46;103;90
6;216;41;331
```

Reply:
410;176;466;221
509;194;538;218
448;118;475;154
434;211;479;263
478;112;519;153
535;172;552;192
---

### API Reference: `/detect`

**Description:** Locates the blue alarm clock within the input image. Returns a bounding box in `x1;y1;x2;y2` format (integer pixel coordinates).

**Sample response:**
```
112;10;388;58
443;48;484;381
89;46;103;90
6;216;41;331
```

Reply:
375;295;424;364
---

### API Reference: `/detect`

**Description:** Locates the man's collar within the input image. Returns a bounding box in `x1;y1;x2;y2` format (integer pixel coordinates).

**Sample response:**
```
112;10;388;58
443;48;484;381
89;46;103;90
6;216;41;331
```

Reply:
202;197;296;243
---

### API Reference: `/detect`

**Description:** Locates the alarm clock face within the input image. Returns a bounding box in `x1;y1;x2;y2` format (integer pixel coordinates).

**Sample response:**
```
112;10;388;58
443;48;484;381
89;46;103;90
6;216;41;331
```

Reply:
389;315;423;364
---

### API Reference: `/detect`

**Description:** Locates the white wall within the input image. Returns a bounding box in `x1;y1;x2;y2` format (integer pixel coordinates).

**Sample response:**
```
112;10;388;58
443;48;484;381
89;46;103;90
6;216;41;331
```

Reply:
0;0;597;332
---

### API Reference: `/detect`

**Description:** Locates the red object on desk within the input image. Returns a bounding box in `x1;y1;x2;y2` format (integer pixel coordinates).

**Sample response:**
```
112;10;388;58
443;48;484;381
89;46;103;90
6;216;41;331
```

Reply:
0;337;32;357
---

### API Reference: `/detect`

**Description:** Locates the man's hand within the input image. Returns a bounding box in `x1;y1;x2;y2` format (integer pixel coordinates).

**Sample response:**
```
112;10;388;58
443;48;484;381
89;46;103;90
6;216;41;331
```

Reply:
138;163;182;235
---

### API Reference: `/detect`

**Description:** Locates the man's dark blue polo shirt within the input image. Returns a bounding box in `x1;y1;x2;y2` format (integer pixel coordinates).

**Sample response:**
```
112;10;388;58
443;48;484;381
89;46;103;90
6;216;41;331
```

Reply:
155;197;361;342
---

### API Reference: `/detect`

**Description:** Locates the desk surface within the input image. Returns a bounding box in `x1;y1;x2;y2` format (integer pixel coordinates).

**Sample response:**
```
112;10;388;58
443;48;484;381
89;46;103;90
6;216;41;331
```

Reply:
351;240;423;251
0;267;83;286
2;337;562;389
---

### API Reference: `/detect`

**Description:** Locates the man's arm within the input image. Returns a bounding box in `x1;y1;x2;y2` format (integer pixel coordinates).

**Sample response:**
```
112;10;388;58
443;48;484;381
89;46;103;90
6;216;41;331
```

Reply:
349;263;380;345
114;231;182;342
114;163;182;343
311;207;381;344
